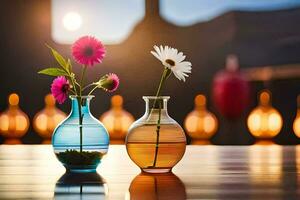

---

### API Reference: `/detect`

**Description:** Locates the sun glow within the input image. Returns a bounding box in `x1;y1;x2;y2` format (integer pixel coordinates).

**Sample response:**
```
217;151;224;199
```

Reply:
62;12;82;31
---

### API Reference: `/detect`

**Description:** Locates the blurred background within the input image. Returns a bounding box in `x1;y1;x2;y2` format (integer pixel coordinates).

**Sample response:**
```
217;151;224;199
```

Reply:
0;0;300;145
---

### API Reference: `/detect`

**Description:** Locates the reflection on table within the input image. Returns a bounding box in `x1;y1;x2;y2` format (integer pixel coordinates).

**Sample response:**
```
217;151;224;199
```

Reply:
55;172;107;200
249;143;282;186
3;138;22;144
127;172;186;200
0;145;299;199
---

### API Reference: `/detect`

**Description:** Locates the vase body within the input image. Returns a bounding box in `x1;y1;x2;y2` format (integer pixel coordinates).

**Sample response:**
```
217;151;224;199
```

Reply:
126;96;186;173
52;96;109;172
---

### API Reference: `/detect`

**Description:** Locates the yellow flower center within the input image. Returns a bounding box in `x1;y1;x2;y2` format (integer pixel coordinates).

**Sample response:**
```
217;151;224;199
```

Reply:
165;59;175;67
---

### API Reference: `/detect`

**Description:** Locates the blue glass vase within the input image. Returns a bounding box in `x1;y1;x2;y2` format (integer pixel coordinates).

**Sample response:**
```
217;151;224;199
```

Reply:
52;95;109;173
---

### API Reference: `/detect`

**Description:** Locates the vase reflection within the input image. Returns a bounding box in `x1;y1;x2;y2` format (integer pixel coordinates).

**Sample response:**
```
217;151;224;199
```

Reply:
3;138;22;144
254;139;276;145
127;172;186;200
54;172;107;200
42;139;52;144
190;139;212;145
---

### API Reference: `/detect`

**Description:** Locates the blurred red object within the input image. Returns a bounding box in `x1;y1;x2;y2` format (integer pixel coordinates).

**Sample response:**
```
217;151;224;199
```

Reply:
212;55;250;119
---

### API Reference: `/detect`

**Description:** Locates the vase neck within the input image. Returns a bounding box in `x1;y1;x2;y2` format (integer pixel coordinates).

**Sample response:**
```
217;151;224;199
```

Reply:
69;96;93;117
144;96;169;116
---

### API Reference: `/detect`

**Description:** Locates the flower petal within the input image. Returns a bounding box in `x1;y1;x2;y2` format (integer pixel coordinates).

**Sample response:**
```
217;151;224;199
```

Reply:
172;70;182;81
151;45;192;82
153;45;162;58
151;51;162;62
72;36;105;67
51;76;69;104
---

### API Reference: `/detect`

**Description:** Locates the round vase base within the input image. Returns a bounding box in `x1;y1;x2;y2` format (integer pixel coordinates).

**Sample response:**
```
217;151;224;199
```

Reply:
64;164;98;173
142;168;171;173
66;168;97;173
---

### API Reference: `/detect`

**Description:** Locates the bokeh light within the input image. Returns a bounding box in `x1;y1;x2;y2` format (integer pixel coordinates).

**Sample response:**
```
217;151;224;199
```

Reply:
0;93;29;140
100;95;134;142
184;94;218;140
62;12;82;31
247;90;283;139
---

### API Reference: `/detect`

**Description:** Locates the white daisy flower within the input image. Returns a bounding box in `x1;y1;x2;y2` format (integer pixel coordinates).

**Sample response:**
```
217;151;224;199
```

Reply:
151;45;192;82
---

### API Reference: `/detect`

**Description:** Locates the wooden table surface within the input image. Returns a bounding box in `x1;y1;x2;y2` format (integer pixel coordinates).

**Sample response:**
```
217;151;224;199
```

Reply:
0;144;299;200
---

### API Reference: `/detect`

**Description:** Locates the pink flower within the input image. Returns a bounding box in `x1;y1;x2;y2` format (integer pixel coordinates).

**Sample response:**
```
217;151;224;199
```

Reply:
72;36;105;66
51;76;70;104
100;73;120;93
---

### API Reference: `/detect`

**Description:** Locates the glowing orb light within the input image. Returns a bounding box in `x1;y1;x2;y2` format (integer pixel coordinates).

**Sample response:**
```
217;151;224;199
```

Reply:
0;93;30;139
184;94;218;140
293;95;300;138
62;12;82;31
247;90;283;139
100;95;134;142
33;94;66;140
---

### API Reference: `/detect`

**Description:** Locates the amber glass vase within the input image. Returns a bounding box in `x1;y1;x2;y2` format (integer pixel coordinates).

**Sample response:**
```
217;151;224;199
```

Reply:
126;96;186;173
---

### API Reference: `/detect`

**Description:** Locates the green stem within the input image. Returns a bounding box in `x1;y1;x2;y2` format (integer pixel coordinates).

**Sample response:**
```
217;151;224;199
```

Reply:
155;69;168;97
80;66;87;94
152;100;162;167
77;97;83;153
82;83;96;91
152;68;168;110
150;67;169;168
78;65;87;153
69;89;76;95
88;85;100;96
75;81;81;88
87;77;106;96
71;78;78;95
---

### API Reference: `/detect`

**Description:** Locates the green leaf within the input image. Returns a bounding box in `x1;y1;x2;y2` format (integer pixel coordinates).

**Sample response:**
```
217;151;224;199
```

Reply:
38;68;69;77
46;44;68;71
67;58;72;72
